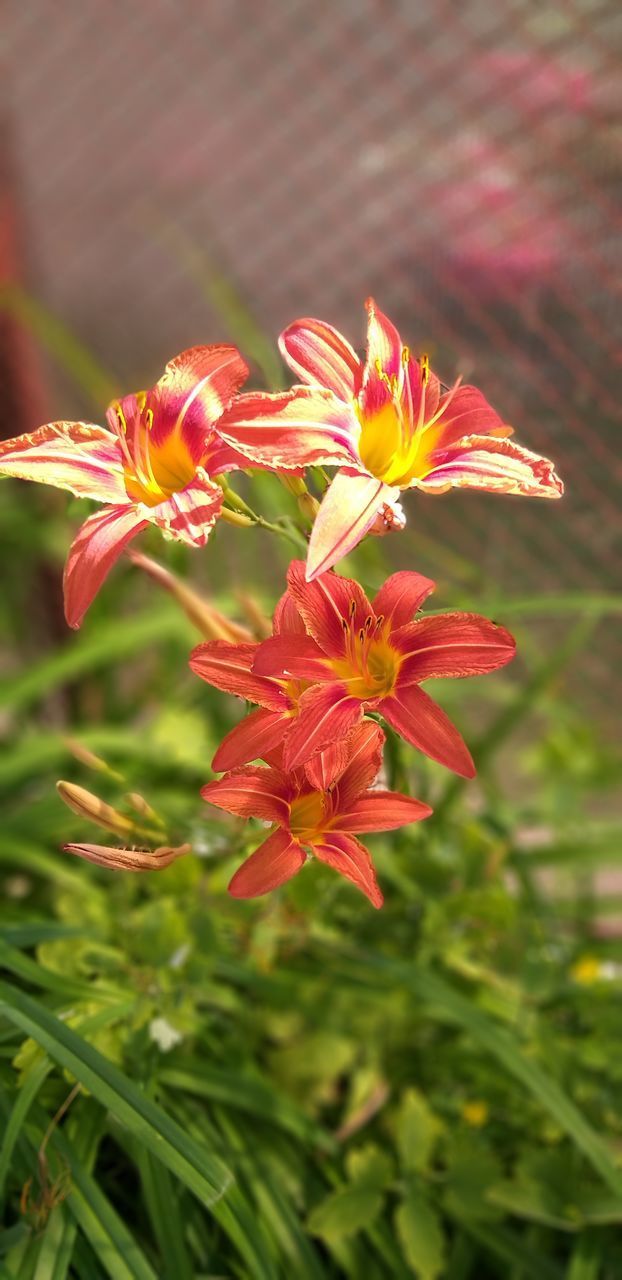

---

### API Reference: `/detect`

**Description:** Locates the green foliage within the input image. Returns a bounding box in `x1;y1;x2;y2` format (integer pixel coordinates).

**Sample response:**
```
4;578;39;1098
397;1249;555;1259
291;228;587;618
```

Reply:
0;319;621;1276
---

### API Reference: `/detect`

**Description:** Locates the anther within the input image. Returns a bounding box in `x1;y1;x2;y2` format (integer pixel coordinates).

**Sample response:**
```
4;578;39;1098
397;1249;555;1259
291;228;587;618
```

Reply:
349;600;357;618
341;618;349;632
420;354;430;386
375;614;384;629
365;615;373;631
145;408;154;430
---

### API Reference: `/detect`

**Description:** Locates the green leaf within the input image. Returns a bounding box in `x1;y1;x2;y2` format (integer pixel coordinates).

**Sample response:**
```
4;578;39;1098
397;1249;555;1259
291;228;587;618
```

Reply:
393;1089;442;1174
307;1186;384;1241
395;1186;445;1279
0;980;232;1209
345;1144;393;1190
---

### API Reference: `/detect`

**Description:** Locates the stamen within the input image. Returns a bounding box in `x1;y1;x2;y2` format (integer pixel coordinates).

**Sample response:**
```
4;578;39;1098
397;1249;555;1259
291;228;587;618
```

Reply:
420;353;430;386
401;345;410;365
349;600;357;618
365;615;374;631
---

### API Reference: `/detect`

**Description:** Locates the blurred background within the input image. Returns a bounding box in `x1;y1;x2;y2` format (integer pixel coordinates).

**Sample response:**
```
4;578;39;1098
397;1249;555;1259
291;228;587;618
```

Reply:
1;4;622;1277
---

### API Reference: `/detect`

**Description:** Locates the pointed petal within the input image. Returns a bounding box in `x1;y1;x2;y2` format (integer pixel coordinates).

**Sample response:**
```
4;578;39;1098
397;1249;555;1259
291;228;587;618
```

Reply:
252;634;332;682
334;721;385;809
336;790;432;833
286;560;372;657
283;683;362;771
381;684;475;778
364;297;403;379
63;505;148;629
228;827;305;899
420;435;563;498
201;765;290;823
394;613;516;683
306;469;399;579
215;386;358;470
273;590;307;637
372;571;436;628
212;707;289;772
190;641;286;709
147;345;249;455
0;421;126;503
279;317;362;400
313;830;383;908
426;385;507;454
150;467;223;546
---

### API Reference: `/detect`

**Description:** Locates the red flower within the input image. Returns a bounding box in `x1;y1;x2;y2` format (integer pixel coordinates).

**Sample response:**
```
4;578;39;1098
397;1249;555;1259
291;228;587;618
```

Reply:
216;299;563;578
0;346;249;626
202;721;431;907
253;562;516;778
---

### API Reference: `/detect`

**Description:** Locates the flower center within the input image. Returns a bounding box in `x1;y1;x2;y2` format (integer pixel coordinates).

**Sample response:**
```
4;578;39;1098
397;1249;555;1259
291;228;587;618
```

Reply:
356;353;446;488
289;791;327;841
332;607;399;699
115;402;197;507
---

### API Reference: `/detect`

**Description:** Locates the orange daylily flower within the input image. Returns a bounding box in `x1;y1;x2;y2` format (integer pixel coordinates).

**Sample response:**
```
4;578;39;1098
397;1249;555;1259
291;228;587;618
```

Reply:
0;345;249;626
216;299;563;578
252;562;516;778
202;721;431;907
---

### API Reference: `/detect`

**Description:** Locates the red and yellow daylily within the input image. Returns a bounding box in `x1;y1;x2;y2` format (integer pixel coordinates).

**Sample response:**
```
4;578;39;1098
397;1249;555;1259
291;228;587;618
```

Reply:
0;345;249;626
252;561;516;778
202;721;431;907
189;588;310;772
216;299;563;577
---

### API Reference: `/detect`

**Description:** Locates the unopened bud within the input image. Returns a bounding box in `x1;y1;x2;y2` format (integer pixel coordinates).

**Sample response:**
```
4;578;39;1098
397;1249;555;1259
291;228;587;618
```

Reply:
128;551;252;642
63;842;191;872
298;493;320;523
63;738;124;782
279;474;308;497
57;781;136;837
125;792;165;827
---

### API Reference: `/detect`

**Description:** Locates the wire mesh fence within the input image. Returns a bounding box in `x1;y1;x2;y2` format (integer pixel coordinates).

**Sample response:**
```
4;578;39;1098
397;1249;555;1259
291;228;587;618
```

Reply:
2;0;621;724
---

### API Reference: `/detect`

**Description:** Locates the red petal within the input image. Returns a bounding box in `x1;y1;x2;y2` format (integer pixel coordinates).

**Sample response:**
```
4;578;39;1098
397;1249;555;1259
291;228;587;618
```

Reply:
304;737;353;791
286;560;372;657
427;385;506;454
381;684;475;778
252;634;332;682
421;434;563;498
0;421;127;504
306;469;398;579
372;571;436;628
283;683;363;771
394;613;516;682
63;505;148;629
215;386;358;470
190;641;285;709
201;765;291;823
273;590;307;637
336;790;432;833
364;297;403;379
313;831;383;908
279;317;362;400
147;345;249;456
334;720;385;809
228;828;305;899
150;468;223;547
212;707;289;772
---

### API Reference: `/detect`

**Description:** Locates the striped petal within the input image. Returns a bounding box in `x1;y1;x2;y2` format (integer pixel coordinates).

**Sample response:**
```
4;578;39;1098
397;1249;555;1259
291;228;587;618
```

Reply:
306;468;399;580
381;684;475;778
283;683;362;771
286;560;372;657
212;707;289;772
0;421;126;503
228;828;305;899
394;613;516;683
333;721;385;810
150;467;223;546
216;386;358;470
201;766;290;823
279;317;362;400
190;641;286;709
312;831;383;908
364;297;403;380
147;345;249;456
335;790;432;833
371;571;436;629
419;435;563;498
63;505;149;629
